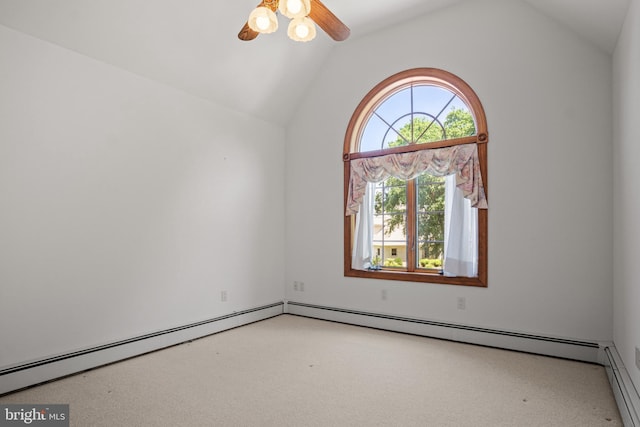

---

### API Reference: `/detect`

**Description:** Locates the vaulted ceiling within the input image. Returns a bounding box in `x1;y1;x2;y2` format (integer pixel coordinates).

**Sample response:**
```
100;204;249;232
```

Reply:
0;0;630;125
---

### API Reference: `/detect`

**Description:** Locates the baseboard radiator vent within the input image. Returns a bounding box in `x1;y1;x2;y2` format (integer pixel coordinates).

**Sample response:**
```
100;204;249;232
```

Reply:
285;301;601;363
604;346;640;427
0;302;284;396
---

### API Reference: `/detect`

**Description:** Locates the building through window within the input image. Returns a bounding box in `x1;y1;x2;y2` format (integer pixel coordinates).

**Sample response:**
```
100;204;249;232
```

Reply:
343;68;488;286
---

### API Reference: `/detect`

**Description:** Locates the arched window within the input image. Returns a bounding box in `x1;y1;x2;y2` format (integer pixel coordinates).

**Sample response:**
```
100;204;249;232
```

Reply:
343;68;488;286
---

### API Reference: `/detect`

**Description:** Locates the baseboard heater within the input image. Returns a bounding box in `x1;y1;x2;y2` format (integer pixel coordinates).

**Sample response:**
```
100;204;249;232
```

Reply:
285;301;601;363
0;302;284;396
604;346;640;427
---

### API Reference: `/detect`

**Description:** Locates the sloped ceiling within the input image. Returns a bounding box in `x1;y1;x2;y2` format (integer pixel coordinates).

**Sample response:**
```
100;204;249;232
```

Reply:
0;0;630;125
523;0;629;54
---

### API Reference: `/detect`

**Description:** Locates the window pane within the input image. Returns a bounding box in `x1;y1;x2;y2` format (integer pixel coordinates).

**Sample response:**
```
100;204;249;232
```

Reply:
413;86;456;117
416;174;445;270
375;87;411;124
412;114;446;144
385;115;412;148
360;114;388;152
373;178;407;268
442;104;476;139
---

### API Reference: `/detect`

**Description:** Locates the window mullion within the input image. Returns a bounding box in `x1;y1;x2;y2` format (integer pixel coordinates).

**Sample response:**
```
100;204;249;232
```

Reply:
406;179;417;272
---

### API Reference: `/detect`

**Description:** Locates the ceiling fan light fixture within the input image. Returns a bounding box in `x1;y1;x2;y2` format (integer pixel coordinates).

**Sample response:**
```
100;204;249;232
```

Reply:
248;6;278;34
238;0;350;42
279;0;311;19
288;16;316;42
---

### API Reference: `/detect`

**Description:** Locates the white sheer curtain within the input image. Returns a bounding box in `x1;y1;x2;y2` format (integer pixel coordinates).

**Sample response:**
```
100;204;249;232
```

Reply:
352;182;375;270
443;174;478;277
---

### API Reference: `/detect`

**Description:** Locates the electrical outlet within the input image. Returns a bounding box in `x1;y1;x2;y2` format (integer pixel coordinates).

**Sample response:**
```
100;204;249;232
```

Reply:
381;289;388;301
299;282;305;292
221;290;228;302
293;281;299;291
457;297;466;310
636;347;640;371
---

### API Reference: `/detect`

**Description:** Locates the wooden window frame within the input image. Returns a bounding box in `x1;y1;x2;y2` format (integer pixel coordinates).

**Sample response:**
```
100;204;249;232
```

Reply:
343;68;488;287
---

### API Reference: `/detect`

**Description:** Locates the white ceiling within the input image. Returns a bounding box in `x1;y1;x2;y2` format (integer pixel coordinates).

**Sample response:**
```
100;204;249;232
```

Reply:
0;0;630;125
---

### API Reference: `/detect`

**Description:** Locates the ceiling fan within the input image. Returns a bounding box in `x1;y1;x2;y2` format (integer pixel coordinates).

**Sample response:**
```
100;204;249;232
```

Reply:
238;0;350;42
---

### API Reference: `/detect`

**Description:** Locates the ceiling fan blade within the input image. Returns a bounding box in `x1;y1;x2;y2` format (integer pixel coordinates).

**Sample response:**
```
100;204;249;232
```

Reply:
309;0;350;41
238;22;260;41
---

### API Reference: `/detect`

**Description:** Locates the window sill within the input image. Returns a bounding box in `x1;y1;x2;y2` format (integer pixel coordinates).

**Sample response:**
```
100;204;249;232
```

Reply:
344;268;487;287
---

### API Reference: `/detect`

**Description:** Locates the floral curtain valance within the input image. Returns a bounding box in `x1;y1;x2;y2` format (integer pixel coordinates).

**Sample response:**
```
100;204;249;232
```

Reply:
346;143;488;216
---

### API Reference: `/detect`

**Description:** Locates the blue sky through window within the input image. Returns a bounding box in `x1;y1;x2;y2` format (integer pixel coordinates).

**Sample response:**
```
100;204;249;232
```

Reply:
359;85;471;152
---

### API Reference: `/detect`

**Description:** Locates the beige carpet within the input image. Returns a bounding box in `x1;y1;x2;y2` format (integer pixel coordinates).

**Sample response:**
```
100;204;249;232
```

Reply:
0;314;621;426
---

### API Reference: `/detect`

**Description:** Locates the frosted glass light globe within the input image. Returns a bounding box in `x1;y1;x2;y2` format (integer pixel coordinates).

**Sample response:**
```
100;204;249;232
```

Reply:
279;0;311;19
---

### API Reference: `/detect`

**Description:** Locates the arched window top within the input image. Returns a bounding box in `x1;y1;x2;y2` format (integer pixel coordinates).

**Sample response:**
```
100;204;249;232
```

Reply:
345;68;488;156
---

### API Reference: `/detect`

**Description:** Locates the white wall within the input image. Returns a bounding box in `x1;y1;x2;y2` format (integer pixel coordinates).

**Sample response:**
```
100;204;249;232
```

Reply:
0;25;286;368
285;0;613;343
613;0;640;393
